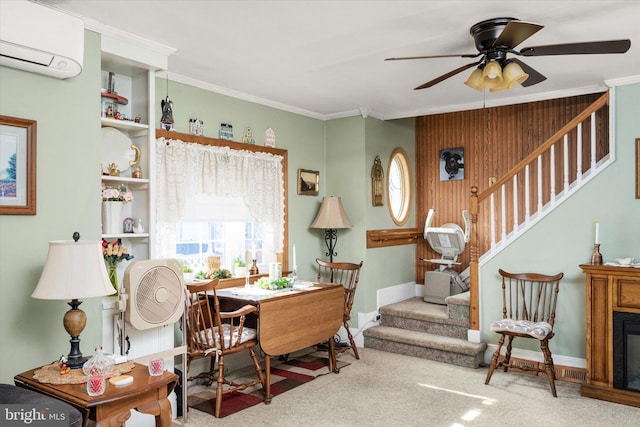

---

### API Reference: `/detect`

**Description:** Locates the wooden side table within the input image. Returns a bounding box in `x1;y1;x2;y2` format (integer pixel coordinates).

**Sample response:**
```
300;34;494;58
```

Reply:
14;362;178;427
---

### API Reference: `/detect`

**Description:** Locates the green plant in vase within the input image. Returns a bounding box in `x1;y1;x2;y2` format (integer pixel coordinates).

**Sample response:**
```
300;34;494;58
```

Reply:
102;238;134;295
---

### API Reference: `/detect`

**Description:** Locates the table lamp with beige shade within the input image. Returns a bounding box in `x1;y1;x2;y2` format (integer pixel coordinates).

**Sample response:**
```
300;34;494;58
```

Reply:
32;232;116;369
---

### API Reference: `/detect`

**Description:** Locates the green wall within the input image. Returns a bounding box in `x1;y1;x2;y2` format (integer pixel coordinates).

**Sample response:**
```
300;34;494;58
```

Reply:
480;83;640;359
0;30;102;382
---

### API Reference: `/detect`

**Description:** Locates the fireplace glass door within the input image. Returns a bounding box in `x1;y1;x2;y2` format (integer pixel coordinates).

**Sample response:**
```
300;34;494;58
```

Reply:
613;311;640;391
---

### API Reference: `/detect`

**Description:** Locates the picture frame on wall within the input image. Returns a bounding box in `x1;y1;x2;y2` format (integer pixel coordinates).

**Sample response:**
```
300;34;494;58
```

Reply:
439;147;464;181
298;168;319;196
0;115;37;215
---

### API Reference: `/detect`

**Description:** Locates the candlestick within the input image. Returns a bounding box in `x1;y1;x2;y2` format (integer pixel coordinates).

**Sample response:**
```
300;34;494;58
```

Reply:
249;259;259;275
591;243;603;265
594;216;600;244
292;244;297;271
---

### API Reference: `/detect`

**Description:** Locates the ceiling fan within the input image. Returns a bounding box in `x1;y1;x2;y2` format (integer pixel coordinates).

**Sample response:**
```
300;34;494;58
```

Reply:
386;17;631;92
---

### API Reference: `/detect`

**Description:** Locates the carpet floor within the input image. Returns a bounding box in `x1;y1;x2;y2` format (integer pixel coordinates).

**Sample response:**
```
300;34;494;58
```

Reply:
176;347;640;427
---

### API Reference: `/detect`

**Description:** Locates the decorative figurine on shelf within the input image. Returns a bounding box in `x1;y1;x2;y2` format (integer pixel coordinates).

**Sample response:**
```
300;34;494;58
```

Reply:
107;162;120;176
242;127;256;144
189;118;204;136
160;96;174;131
132;166;142;179
59;355;71;375
219;123;234;140
132;218;144;234
265;127;276;147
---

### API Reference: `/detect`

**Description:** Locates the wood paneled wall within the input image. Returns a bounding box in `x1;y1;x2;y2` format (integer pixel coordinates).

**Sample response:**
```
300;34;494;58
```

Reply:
415;92;608;284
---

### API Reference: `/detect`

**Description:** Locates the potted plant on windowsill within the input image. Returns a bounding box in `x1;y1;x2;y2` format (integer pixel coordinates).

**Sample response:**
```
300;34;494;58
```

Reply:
233;255;247;277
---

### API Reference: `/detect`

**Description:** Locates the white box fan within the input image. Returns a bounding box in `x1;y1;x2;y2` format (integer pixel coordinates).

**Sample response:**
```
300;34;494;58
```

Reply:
123;259;185;330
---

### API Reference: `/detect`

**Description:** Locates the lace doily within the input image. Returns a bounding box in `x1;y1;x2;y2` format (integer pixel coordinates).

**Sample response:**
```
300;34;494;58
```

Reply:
32;361;135;384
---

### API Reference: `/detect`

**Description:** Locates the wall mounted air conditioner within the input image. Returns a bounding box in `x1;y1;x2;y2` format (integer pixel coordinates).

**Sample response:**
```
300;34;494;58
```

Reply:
0;1;84;79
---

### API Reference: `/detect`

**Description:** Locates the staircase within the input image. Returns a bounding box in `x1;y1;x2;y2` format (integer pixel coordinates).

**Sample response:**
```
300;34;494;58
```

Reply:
363;291;487;368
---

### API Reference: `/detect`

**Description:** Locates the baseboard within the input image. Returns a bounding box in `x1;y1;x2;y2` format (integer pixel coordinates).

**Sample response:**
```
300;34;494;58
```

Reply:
484;344;586;383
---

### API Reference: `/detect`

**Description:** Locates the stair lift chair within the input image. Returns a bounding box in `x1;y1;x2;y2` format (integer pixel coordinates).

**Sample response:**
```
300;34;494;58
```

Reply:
422;209;470;304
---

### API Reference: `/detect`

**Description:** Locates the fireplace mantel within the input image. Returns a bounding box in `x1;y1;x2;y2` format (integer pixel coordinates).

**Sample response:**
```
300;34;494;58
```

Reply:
579;264;640;407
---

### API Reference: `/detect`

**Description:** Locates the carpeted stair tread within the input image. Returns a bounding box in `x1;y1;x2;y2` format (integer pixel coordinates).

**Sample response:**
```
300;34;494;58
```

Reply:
379;297;466;326
364;325;486;355
445;290;470;306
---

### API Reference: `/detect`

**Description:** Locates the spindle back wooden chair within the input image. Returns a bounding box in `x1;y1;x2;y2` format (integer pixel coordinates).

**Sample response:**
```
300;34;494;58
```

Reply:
485;269;564;397
184;279;266;417
316;258;364;360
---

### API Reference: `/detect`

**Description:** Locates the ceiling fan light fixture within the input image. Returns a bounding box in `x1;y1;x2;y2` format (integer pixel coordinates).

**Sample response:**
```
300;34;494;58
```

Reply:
481;60;503;88
464;67;484;92
502;61;529;88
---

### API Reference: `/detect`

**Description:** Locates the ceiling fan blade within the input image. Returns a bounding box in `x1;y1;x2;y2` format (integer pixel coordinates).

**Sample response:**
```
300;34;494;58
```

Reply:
493;20;543;49
385;53;479;61
414;61;481;90
509;58;546;87
519;39;631;56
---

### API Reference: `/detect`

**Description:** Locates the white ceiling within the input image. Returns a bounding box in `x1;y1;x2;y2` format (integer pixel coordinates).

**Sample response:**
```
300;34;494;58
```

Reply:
37;0;640;120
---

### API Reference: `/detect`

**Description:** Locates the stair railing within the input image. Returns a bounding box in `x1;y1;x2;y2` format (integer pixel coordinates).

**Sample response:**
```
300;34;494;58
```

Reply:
468;91;611;330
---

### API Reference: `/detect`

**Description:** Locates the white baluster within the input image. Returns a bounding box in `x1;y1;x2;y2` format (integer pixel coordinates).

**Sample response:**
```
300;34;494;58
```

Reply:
513;174;518;233
537;155;543;213
550;144;556;203
501;184;507;242
591;112;597;170
576;122;583;182
490;193;496;248
563;134;569;192
525;164;531;222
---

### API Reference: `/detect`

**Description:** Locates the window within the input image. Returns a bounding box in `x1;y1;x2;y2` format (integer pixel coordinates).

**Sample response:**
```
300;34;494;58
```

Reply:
174;194;274;273
387;148;411;225
154;136;286;274
175;219;271;273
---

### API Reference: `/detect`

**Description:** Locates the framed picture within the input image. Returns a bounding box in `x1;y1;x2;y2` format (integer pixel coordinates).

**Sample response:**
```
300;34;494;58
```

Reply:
439;147;464;181
636;138;640;199
0;116;37;215
297;168;319;196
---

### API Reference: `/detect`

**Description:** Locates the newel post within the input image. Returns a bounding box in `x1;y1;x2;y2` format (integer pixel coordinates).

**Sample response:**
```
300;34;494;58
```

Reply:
469;186;479;331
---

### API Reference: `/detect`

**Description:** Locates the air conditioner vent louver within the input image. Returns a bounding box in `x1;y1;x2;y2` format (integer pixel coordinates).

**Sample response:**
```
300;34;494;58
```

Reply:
124;259;185;330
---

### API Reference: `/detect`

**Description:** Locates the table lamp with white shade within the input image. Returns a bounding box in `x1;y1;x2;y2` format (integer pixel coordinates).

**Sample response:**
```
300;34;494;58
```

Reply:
32;232;115;369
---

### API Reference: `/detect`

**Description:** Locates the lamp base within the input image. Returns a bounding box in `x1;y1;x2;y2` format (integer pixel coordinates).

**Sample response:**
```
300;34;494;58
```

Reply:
63;299;87;369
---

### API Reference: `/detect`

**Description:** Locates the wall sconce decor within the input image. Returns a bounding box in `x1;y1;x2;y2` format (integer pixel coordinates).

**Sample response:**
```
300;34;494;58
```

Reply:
372;155;384;206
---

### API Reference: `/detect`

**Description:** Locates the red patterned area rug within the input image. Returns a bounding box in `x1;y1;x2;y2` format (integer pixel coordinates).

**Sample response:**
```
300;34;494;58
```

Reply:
187;353;350;418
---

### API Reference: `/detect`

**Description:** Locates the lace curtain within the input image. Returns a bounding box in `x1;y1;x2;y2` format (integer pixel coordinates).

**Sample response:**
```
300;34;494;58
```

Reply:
155;137;285;258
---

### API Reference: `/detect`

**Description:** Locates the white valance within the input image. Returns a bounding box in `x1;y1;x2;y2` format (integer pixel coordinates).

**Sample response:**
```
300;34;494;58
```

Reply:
155;137;285;258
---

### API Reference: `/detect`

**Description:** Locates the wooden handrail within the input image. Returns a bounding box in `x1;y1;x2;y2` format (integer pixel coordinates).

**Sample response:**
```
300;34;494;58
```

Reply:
476;92;609;203
468;91;610;331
